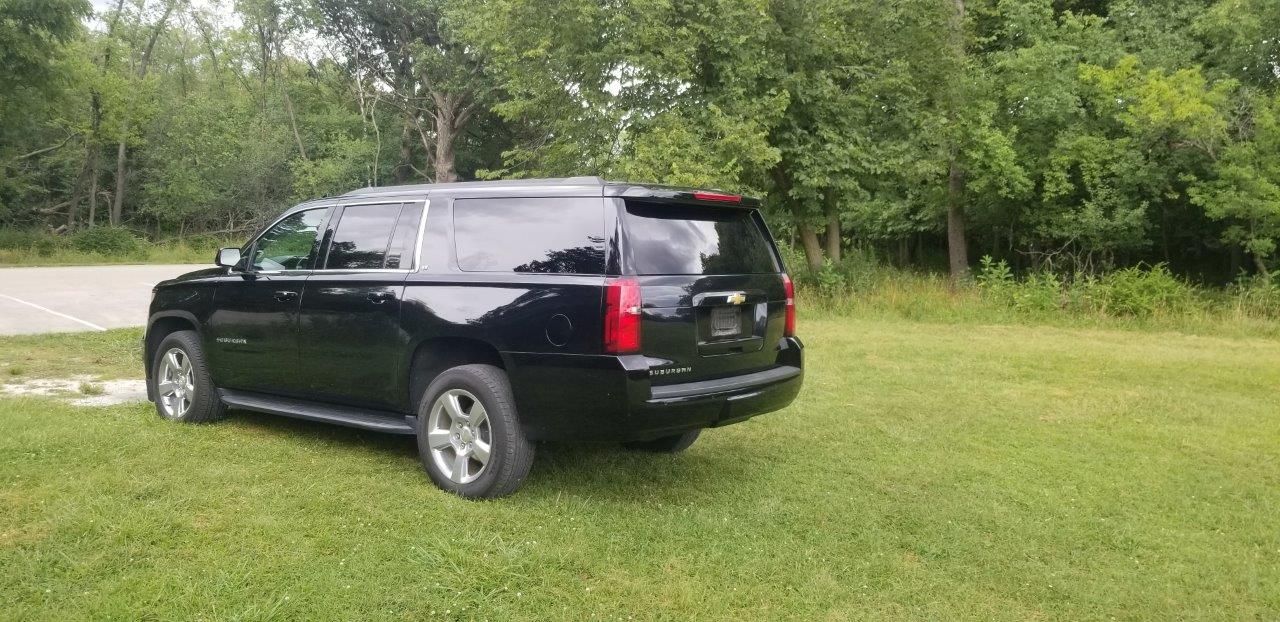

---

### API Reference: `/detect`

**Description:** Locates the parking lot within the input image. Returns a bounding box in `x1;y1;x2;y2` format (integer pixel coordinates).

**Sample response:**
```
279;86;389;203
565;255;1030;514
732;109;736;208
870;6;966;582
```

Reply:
0;264;203;335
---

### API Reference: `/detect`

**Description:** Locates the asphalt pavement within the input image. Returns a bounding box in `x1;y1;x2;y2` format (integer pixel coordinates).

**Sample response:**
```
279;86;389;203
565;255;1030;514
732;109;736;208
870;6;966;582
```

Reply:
0;264;205;335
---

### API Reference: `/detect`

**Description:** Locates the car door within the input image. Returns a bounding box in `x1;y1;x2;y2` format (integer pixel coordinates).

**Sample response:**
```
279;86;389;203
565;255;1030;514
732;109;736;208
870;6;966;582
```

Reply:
209;206;331;396
296;201;425;410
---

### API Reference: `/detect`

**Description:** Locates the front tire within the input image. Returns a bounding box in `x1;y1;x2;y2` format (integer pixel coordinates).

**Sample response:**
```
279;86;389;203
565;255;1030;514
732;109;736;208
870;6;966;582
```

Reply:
150;330;225;423
415;364;535;499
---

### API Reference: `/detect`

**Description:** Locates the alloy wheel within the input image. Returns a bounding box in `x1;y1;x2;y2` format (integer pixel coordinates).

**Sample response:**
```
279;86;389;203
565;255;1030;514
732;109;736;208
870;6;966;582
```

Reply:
426;388;492;484
157;347;195;419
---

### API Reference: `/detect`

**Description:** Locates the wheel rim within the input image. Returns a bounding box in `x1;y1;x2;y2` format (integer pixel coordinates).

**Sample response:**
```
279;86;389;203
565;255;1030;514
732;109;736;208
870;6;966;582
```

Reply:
426;389;492;485
156;347;195;419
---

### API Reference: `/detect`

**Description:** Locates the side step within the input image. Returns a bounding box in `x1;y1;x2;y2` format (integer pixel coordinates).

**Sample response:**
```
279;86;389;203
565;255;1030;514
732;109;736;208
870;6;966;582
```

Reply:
218;389;417;435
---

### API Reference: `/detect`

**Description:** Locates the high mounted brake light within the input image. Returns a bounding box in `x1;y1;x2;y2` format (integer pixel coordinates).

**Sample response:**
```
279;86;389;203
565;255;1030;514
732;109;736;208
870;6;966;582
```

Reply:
692;191;742;204
604;278;642;353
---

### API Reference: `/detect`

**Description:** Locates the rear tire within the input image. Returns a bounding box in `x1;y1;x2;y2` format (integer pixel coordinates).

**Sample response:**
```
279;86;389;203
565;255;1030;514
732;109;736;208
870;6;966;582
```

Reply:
415;364;535;499
624;429;701;453
150;330;225;423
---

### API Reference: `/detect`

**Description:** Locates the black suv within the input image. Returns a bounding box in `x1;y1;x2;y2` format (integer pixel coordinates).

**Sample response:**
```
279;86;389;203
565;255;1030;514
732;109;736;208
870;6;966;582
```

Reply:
145;177;803;497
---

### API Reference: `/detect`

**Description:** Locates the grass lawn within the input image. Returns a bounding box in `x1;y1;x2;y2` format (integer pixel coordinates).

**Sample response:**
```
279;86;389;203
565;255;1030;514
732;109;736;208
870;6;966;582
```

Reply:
1;318;1278;620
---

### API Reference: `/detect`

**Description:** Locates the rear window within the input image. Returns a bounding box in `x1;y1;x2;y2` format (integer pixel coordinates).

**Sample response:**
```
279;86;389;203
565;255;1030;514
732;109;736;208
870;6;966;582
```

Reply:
453;198;605;274
624;202;779;275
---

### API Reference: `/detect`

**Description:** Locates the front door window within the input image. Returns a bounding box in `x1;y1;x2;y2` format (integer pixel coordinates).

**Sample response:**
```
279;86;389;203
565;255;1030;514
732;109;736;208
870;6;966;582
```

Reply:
252;209;327;271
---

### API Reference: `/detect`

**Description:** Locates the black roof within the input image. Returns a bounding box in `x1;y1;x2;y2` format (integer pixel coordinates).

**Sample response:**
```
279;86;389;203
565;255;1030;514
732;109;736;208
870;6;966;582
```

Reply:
338;177;761;207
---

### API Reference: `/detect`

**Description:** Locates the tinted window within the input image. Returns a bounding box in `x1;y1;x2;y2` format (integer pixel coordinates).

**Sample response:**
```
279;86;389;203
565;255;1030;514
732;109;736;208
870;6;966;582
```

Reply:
624;202;778;275
454;198;605;274
325;203;404;270
251;208;326;271
384;203;424;269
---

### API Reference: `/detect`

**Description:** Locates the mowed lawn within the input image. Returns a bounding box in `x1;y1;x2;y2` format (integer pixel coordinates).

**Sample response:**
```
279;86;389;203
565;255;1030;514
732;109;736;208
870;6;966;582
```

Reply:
1;318;1278;620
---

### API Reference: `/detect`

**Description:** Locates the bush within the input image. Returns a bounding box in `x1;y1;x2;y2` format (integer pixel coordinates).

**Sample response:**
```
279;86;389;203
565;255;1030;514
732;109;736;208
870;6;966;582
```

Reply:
1084;264;1197;316
979;257;1201;318
68;227;143;257
0;229;65;257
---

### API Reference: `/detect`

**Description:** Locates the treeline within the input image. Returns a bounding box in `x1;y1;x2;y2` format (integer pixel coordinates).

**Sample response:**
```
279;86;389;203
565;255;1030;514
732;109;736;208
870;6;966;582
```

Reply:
1;0;1278;282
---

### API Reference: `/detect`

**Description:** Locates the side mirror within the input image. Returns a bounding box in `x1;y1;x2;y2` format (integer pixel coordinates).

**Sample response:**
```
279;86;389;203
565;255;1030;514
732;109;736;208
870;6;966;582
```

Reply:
216;247;242;268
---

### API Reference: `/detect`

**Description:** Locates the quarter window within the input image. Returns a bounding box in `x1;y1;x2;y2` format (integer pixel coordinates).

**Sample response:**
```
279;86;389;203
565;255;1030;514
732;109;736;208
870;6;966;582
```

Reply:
251;208;327;271
453;198;605;274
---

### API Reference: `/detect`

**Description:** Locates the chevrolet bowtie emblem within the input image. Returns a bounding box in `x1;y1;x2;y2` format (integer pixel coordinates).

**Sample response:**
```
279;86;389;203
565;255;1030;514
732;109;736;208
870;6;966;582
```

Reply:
727;293;746;305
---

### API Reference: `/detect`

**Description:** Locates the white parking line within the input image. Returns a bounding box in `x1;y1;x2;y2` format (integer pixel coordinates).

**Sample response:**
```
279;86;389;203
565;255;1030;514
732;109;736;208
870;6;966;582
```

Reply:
0;294;107;332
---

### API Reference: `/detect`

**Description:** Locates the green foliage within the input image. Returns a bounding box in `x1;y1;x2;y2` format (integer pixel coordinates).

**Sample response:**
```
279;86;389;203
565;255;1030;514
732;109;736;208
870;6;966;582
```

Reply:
978;255;1197;317
1;0;1279;289
1088;264;1197;316
67;226;142;256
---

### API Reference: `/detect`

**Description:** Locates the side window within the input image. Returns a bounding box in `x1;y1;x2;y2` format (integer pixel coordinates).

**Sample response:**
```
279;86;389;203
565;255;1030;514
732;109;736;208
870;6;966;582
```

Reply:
324;203;405;270
453;197;605;274
383;203;424;269
251;208;326;271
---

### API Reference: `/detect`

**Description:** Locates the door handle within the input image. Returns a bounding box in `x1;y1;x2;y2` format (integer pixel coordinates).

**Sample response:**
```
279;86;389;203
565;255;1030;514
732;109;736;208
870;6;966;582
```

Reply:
367;291;396;304
273;290;299;302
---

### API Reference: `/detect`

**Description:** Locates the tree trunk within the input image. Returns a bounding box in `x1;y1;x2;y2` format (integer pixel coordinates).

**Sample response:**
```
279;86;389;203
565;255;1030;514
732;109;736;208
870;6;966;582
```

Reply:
434;105;458;183
823;193;841;264
798;223;824;270
946;156;970;282
1253;251;1270;283
431;92;464;184
394;110;414;183
87;146;99;227
945;0;970;283
280;78;307;160
110;2;174;228
111;134;127;226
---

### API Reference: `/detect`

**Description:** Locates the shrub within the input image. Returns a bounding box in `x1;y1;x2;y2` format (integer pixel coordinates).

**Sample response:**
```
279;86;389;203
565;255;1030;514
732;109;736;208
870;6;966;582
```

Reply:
68;227;143;257
976;255;1014;293
1084;264;1197;316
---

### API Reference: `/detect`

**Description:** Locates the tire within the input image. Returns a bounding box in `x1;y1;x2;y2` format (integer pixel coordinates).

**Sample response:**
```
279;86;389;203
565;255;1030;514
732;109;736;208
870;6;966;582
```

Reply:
623;430;701;453
150;330;226;423
415;364;535;499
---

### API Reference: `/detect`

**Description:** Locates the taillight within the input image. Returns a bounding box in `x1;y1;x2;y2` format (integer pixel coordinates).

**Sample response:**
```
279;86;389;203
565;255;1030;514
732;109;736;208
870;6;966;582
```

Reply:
782;273;796;337
604;278;642;353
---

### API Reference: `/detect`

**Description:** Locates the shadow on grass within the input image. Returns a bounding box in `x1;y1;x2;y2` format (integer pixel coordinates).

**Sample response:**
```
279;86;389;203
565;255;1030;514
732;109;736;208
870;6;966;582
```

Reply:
218;408;762;502
223;408;419;459
522;441;748;503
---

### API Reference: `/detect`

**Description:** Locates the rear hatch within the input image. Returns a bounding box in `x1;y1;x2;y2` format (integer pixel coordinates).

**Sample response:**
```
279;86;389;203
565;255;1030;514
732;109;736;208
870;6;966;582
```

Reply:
621;199;788;386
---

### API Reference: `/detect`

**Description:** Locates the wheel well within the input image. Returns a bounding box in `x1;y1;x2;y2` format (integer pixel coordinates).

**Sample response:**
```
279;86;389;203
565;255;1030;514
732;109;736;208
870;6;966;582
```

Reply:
144;316;198;377
408;337;505;412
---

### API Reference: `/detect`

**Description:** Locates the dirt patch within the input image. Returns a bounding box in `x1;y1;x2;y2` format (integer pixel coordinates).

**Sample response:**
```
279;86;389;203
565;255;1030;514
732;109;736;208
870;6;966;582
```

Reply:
0;375;147;406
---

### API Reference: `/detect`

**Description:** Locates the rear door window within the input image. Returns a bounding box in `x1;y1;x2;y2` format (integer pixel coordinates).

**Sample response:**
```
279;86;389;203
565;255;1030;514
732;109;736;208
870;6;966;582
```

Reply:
324;203;406;270
453;197;605;274
623;202;779;275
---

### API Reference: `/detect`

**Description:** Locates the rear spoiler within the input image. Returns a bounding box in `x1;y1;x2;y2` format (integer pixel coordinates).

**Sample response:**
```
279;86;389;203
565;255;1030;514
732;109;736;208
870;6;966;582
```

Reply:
606;183;762;208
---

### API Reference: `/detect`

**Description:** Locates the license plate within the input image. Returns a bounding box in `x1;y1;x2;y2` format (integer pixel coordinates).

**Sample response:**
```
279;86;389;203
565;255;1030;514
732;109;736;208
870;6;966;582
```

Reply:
710;306;741;337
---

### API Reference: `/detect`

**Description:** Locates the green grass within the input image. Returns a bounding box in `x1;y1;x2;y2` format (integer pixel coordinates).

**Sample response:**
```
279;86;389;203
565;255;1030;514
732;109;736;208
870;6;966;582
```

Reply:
2;318;1279;619
0;328;141;382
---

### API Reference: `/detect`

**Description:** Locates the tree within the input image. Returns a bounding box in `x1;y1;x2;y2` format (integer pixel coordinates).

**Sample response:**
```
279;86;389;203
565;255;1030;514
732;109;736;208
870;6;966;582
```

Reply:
309;0;494;183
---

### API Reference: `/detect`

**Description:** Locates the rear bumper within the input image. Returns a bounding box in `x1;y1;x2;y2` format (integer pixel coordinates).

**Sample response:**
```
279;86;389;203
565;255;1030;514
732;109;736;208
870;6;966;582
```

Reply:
627;363;803;441
507;336;804;441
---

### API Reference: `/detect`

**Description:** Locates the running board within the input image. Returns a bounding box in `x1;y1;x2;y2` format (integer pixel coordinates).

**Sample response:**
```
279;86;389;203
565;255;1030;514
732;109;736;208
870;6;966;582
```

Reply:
218;389;417;435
